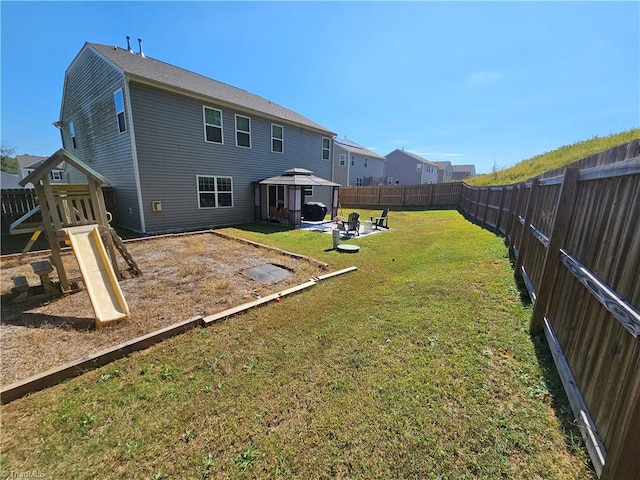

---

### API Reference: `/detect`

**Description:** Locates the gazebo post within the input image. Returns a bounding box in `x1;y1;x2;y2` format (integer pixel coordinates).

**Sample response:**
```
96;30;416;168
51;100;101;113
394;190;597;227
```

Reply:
288;185;302;228
331;186;339;219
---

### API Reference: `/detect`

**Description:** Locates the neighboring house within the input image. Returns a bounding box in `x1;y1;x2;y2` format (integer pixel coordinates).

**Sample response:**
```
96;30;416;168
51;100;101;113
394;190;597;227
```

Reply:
384;149;439;185
17;155;66;187
1;172;22;189
332;137;386;186
433;161;453;183
452;164;477;181
58;41;336;234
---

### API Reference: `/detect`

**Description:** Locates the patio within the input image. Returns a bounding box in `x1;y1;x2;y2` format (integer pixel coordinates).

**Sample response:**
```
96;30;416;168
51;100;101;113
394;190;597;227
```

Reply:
300;218;387;238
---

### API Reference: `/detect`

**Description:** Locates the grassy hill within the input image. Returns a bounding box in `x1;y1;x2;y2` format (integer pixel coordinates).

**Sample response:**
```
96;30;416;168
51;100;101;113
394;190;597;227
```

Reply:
466;128;640;186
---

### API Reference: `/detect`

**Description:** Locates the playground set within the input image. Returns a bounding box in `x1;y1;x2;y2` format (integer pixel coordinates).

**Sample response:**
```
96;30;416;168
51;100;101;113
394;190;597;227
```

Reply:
10;149;141;327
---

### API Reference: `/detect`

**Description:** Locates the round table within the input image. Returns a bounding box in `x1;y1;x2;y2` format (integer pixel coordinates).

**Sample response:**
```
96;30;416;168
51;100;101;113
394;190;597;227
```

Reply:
337;244;360;253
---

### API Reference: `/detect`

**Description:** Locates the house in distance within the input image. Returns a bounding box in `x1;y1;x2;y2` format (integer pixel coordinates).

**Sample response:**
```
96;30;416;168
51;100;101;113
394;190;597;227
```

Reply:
57;39;336;234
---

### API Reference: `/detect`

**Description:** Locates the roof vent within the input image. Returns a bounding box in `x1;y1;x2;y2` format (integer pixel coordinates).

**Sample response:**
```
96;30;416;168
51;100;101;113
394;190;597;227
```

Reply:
126;36;134;54
138;38;145;58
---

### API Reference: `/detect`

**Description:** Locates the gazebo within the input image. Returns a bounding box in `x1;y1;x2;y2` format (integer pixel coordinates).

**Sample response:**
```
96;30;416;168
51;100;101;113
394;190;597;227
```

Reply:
255;168;340;229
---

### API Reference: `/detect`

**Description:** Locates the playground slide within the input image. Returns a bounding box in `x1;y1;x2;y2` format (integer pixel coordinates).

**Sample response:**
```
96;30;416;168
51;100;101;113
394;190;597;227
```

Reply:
63;225;129;326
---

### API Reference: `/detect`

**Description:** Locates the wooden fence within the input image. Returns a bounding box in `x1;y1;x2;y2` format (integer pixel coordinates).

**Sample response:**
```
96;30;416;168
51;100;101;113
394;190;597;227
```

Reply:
339;182;462;208
459;156;640;480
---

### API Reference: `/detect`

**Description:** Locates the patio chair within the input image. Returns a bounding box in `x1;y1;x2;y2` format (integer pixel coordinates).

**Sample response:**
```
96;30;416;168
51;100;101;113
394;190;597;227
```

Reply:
340;212;360;236
371;208;389;229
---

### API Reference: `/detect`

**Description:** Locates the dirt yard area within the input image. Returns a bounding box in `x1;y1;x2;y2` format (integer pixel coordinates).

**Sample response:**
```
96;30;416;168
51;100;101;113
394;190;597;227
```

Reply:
1;231;327;387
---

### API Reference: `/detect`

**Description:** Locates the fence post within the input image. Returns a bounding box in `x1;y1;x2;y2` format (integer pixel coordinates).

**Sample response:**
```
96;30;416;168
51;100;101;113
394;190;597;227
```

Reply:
495;187;505;233
514;179;540;281
529;168;579;334
508;183;524;250
377;186;381;206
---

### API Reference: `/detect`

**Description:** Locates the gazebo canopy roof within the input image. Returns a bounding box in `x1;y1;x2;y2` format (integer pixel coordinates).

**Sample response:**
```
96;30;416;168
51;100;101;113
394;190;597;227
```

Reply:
259;168;340;187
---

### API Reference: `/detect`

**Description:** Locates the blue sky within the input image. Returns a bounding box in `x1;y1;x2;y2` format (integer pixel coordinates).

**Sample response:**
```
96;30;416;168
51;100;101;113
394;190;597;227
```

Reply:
1;1;638;174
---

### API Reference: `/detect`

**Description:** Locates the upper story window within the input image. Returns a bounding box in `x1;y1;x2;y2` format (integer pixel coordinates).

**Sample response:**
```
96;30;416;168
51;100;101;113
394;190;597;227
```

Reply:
197;175;234;209
271;124;283;153
416;163;422;171
114;89;126;133
351;155;355;167
339;154;346;166
70;121;77;149
322;137;330;161
235;115;251;148
204;107;223;144
51;171;63;181
364;157;368;168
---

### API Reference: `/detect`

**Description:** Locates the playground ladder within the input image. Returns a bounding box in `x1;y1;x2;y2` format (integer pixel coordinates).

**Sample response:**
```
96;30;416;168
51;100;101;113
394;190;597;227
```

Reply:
109;228;143;277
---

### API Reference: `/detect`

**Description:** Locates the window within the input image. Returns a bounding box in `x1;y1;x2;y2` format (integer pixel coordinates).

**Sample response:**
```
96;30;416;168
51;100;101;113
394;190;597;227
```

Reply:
322;137;330;160
51;171;63;181
204;107;223;144
114;89;126;133
70;121;77;149
416;163;422;171
303;186;313;196
339;154;346;166
235;115;251;148
364;157;368;168
197;175;233;208
355;176;363;186
271;124;283;153
351;155;355;166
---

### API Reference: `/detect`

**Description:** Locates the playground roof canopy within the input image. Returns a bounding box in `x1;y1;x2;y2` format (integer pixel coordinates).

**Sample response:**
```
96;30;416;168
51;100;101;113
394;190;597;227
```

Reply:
19;149;110;187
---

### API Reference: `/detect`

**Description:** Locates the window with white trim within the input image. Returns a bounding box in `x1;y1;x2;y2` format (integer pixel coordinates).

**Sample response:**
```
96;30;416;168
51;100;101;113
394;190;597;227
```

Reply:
204;107;223;144
355;176;363;186
271;124;283;153
339;154;346;166
351;155;355;167
114;89;126;133
364;157;368;168
235;115;251;148
303;186;313;196
51;171;63;181
322;137;330;160
416;163;422;171
197;175;233;208
70;121;77;149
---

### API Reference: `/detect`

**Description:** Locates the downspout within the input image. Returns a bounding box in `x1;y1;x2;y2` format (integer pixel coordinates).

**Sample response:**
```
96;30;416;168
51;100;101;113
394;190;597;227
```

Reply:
124;77;147;233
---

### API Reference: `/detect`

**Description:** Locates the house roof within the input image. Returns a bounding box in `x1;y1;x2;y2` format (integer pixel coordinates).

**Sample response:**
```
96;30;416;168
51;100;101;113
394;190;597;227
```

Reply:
17;155;50;170
20;149;110;187
334;137;386;161
433;161;452;169
387;149;439;167
86;43;335;136
452;165;476;172
259;168;340;187
1;172;23;189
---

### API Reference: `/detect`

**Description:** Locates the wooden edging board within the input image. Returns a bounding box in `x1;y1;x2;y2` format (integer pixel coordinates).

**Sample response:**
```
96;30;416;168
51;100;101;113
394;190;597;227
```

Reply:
0;266;357;404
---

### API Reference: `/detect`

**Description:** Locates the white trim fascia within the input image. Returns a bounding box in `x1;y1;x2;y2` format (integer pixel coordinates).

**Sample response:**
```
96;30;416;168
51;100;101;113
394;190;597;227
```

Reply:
124;77;146;233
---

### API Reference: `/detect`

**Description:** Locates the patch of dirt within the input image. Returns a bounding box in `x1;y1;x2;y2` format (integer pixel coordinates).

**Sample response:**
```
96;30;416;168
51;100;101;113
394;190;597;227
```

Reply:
0;232;326;386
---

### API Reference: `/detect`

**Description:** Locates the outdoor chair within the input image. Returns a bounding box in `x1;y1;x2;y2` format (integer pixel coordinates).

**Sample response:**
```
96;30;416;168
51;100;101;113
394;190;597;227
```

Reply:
371;208;389;229
340;212;360;236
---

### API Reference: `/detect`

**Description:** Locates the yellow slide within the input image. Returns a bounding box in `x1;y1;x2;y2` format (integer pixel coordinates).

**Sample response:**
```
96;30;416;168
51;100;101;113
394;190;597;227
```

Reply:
63;225;129;326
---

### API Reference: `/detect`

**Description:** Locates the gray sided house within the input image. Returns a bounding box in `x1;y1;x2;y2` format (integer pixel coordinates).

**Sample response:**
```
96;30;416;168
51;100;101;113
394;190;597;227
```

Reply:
58;41;336;234
332;138;386;186
452;164;477;181
384;149;439;185
433;161;453;183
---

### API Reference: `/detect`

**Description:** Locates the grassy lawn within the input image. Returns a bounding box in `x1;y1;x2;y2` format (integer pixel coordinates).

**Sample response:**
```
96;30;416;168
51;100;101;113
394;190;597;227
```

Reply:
0;210;594;479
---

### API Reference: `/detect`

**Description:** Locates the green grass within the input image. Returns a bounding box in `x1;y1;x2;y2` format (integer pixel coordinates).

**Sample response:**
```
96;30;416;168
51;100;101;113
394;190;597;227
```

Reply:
466;128;639;186
0;210;594;479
